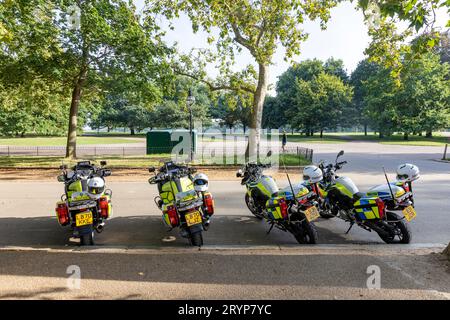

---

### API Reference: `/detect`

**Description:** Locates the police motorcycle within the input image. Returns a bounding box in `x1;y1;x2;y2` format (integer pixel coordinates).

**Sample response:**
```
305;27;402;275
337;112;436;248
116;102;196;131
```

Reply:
317;151;417;244
236;162;319;244
148;161;215;247
55;161;112;246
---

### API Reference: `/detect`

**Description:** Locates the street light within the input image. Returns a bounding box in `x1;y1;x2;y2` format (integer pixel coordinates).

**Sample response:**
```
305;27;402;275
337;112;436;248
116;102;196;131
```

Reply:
186;89;196;162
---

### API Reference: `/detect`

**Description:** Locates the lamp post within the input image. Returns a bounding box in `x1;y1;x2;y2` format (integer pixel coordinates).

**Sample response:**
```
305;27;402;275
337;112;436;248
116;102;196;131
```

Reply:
186;89;196;162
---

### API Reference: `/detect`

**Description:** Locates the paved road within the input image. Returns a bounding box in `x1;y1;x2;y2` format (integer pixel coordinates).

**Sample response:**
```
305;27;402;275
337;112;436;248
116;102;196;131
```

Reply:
0;141;449;246
0;142;448;299
0;246;448;299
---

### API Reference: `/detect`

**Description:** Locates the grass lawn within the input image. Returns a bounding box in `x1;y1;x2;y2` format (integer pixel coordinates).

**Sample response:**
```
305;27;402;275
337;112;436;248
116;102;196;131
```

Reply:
0;153;310;168
282;132;450;146
0;136;144;146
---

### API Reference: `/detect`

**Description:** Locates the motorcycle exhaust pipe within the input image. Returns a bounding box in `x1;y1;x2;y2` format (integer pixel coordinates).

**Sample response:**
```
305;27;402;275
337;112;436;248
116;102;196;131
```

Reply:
95;222;105;233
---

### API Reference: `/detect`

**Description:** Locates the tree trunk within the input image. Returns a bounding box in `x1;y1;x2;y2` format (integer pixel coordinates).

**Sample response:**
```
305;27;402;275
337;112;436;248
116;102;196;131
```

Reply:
364;124;368;136
426;130;432;138
65;66;87;159
246;64;269;161
379;132;384;138
403;132;409;140
130;127;135;135
320;130;323;138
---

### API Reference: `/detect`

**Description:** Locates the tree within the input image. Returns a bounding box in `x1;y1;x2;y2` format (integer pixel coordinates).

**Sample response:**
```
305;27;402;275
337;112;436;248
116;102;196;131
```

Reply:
400;53;450;138
350;59;381;135
286;73;353;137
262;96;287;130
324;58;349;82
1;0;171;157
148;0;338;158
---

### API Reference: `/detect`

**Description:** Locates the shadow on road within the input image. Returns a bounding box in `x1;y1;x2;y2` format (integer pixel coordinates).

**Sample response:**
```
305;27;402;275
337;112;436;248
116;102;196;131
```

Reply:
0;215;380;248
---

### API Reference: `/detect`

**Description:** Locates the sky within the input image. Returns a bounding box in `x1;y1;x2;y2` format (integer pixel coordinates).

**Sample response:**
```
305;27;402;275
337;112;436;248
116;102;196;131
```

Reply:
134;1;449;94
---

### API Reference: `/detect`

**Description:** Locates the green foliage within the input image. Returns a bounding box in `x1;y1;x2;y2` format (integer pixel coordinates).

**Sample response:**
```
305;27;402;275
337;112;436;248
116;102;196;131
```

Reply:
356;53;450;137
286;72;353;135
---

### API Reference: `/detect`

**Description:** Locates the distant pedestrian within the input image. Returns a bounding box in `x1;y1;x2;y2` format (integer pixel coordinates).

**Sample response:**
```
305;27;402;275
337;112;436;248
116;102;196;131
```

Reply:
281;130;287;152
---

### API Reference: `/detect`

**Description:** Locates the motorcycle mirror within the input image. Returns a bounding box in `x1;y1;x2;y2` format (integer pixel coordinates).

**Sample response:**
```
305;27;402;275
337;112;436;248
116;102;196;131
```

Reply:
57;175;65;182
236;169;243;178
103;169;112;177
59;164;67;170
100;160;107;166
148;166;156;173
266;150;272;157
336;150;344;161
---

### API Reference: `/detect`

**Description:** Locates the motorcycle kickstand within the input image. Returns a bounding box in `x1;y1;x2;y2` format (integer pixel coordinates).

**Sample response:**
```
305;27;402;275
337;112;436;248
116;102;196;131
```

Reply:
267;222;275;235
345;222;354;234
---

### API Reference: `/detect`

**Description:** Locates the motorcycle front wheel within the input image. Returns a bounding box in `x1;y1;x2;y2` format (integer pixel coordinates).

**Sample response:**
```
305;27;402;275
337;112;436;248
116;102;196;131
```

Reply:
377;211;412;244
245;193;263;220
290;221;318;244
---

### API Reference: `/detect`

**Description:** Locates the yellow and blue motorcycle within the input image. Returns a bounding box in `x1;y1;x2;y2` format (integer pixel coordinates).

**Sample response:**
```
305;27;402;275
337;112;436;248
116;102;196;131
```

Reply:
317;151;416;244
148;161;214;247
237;162;318;244
55;161;112;246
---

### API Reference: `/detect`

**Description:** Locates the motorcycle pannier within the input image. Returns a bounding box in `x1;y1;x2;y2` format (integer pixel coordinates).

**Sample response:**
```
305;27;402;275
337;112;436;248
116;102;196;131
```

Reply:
354;197;385;220
266;196;288;220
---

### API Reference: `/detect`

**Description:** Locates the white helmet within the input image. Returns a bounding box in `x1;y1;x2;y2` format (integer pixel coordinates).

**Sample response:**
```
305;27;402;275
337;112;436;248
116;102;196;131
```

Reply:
303;165;323;184
396;163;420;182
87;177;105;195
193;173;209;192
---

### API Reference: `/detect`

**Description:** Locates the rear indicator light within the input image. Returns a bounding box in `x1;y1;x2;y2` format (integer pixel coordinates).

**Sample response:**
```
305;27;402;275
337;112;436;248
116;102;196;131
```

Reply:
279;198;288;219
55;203;69;226
98;196;110;219
204;193;215;215
167;205;179;227
375;198;385;219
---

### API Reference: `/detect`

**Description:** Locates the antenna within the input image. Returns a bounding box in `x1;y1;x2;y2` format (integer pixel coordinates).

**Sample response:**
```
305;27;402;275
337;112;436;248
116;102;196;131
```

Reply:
382;166;396;203
279;150;297;223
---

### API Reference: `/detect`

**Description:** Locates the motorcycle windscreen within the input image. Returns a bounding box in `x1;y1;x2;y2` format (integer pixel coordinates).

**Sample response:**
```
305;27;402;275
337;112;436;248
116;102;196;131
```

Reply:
335;176;359;197
259;175;279;197
159;177;194;204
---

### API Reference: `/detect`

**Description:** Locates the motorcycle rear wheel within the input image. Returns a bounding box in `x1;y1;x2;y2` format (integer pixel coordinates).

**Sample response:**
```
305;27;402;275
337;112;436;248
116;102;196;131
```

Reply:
291;221;318;244
189;231;204;247
378;211;411;244
80;231;95;246
245;193;263;220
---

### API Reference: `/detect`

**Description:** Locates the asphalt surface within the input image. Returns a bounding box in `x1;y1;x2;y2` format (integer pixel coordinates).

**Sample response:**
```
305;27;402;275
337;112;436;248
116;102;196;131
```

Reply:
0;141;449;299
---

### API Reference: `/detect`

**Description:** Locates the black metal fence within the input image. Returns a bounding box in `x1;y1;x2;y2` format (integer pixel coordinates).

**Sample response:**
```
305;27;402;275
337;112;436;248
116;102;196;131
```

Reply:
0;146;146;157
0;145;314;163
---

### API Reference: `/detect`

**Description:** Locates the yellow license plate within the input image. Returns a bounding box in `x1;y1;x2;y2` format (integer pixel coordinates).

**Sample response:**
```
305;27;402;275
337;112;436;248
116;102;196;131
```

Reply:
185;211;202;227
304;206;320;222
75;212;93;227
402;206;417;222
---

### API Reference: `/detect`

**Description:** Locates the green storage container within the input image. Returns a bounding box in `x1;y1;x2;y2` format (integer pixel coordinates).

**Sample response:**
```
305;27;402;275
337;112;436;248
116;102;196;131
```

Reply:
146;130;197;155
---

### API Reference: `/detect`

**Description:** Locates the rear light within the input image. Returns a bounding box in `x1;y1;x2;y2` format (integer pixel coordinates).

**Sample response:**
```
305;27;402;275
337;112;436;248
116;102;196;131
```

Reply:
55;202;69;226
375;198;385;219
98;196;110;219
204;193;214;215
279;198;288;219
166;205;179;227
403;183;410;192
